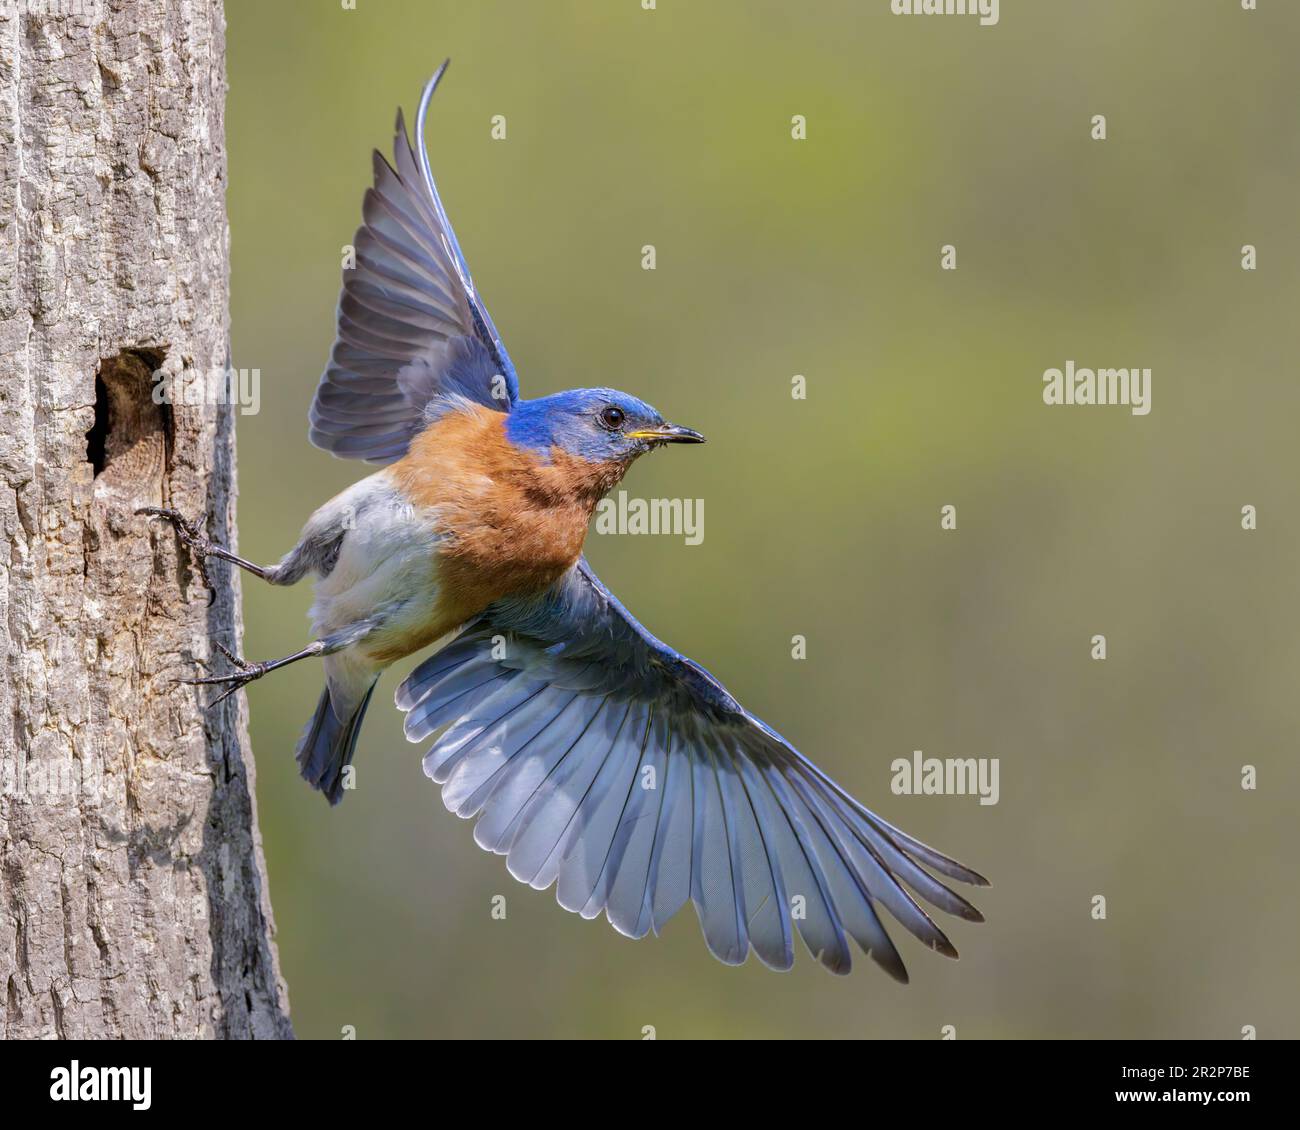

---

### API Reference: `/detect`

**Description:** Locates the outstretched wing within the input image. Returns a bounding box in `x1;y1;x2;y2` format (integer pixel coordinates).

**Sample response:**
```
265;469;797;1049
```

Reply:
396;559;987;978
310;61;519;464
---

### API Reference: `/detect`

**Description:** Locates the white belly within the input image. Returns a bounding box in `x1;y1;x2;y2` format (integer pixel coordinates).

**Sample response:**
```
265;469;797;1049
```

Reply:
308;471;444;649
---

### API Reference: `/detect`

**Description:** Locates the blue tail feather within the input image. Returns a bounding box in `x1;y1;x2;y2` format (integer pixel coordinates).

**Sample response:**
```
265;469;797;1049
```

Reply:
296;682;377;805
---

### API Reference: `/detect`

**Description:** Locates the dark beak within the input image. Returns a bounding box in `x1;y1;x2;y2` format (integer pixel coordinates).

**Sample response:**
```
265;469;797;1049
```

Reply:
629;423;706;445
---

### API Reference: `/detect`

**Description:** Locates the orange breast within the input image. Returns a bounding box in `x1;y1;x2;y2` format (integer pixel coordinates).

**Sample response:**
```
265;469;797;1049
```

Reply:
371;404;625;662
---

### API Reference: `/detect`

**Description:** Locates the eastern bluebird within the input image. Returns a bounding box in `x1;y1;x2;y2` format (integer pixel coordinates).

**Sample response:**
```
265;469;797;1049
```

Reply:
143;62;986;977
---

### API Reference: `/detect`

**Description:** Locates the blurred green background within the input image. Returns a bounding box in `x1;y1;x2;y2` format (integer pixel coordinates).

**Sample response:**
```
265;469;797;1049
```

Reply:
225;0;1300;1038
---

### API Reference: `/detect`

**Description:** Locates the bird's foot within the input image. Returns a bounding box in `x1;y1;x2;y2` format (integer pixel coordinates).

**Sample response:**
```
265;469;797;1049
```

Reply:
137;506;216;595
182;641;269;707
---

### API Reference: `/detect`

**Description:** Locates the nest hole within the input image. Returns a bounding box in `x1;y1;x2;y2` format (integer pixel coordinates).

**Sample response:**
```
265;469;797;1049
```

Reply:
86;347;171;493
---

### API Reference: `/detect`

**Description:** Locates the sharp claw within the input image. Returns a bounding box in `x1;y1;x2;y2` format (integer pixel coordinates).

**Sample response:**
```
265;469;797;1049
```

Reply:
139;507;217;599
209;683;245;709
181;644;267;706
183;673;242;686
138;506;198;540
184;666;266;686
213;641;241;666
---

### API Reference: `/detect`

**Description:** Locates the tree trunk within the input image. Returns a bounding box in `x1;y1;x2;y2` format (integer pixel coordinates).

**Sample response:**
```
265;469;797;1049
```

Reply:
0;0;291;1038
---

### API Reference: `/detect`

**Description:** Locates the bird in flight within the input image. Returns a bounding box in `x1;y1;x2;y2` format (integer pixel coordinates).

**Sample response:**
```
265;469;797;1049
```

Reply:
142;62;986;978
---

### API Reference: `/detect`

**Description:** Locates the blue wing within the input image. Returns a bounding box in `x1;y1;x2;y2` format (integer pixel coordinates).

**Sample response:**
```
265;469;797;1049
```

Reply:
396;559;987;978
310;61;520;464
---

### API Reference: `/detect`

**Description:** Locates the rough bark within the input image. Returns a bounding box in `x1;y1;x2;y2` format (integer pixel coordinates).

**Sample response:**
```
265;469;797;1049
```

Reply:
0;0;291;1038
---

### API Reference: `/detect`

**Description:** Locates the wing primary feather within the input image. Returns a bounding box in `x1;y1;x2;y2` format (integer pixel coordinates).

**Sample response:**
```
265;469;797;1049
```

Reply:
525;699;630;892
752;758;855;975
408;666;510;737
783;768;957;960
396;640;494;711
578;703;657;922
709;735;764;967
770;766;911;980
645;715;693;935
472;692;590;853
504;696;612;886
787;760;985;922
786;750;989;887
434;677;551;799
723;739;794;970
488;693;607;857
689;729;747;965
553;702;640;911
602;708;670;938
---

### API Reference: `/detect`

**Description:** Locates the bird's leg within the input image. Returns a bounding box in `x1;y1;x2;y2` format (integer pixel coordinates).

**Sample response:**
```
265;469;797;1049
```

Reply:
137;506;272;591
185;640;327;708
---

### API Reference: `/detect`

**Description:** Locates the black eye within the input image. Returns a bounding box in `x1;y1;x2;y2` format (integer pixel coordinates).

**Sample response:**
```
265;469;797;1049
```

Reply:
598;406;626;430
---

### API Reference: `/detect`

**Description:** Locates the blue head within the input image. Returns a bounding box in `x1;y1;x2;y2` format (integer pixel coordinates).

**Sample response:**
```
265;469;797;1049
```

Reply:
504;388;705;464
